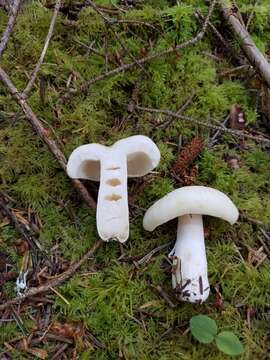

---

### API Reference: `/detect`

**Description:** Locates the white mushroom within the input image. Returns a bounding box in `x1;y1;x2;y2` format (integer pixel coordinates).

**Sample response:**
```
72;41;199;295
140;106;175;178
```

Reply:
143;186;239;303
67;135;160;243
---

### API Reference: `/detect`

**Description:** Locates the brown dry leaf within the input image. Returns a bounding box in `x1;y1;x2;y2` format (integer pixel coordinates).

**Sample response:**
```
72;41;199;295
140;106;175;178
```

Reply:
26;348;48;359
50;321;84;339
0;218;10;227
14;239;29;255
227;157;240;170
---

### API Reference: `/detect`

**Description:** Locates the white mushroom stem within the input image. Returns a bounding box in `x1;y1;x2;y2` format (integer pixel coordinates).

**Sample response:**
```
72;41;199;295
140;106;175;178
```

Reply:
97;149;129;242
169;214;210;303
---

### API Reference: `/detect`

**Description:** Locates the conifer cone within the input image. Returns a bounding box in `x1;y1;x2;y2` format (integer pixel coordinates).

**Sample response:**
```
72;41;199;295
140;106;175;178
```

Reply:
172;137;204;183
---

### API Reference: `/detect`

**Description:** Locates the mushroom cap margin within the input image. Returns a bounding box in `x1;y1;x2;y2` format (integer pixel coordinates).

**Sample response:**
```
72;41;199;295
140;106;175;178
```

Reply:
143;186;239;231
66;143;106;181
114;135;160;177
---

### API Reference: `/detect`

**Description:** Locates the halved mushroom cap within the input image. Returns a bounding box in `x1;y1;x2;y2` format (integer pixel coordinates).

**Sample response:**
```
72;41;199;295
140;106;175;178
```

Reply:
67;135;160;181
67;143;106;181
143;186;239;231
115;135;160;177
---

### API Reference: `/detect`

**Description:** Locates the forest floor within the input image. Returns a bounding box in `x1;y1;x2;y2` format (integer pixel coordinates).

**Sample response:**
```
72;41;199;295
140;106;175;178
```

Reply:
0;0;270;359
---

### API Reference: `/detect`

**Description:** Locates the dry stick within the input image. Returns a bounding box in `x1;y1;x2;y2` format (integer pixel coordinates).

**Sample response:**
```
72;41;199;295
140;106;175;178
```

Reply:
220;2;270;89
22;0;61;98
62;0;217;100
0;67;96;209
0;239;103;311
0;0;22;58
134;104;270;145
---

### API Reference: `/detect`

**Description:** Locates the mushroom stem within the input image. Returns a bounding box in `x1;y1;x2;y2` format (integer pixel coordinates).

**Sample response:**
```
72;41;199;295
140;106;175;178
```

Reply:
97;150;129;242
169;214;210;303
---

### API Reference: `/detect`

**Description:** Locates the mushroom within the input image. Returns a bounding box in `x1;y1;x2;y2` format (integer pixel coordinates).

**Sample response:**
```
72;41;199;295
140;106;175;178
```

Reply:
67;135;160;243
143;186;238;303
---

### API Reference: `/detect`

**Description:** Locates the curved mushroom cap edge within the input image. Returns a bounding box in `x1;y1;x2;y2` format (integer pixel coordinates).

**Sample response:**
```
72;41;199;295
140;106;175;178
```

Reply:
114;135;160;177
143;186;239;232
66;143;106;181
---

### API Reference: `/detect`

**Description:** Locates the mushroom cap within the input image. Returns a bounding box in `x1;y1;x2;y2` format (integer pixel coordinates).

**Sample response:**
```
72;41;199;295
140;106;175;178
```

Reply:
66;135;160;181
143;186;239;231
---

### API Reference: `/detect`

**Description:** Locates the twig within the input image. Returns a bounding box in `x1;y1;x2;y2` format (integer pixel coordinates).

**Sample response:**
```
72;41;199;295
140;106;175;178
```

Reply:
0;66;96;209
22;0;61;98
115;19;160;32
208;114;230;146
86;0;148;76
0;0;22;59
134;104;270;144
135;243;170;267
0;239;103;311
73;39;106;60
51;344;69;360
195;10;240;62
154;285;176;308
62;0;217;100
258;236;270;258
220;2;270;89
246;1;259;31
259;227;270;242
0;192;44;253
158;93;195;129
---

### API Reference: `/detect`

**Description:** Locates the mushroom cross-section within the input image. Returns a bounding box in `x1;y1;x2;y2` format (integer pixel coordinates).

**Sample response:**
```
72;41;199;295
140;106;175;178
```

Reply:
67;135;160;243
143;186;239;303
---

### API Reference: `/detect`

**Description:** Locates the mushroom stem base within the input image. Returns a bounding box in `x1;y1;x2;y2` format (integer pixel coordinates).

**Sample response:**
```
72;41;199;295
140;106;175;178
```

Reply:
169;214;210;303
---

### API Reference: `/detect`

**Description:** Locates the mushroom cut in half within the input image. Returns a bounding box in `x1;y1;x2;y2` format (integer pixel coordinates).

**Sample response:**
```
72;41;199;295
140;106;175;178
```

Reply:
67;135;160;243
143;186;239;303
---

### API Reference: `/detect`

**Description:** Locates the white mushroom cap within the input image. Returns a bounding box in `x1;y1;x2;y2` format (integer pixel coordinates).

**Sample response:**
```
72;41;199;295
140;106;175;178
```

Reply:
143;186;239;231
67;135;160;181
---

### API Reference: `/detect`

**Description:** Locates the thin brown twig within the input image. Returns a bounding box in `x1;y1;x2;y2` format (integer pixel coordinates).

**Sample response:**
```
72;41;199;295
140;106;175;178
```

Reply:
0;66;96;209
115;19;160;32
22;0;61;98
134;104;270;144
62;0;217;100
0;239;103;311
0;0;22;58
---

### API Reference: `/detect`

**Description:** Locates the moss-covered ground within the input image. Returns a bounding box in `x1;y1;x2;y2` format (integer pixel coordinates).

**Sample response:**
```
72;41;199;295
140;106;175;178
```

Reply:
0;0;270;358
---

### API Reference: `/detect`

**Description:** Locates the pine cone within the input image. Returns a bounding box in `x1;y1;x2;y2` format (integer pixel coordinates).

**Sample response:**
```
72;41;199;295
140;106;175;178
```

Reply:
172;137;204;177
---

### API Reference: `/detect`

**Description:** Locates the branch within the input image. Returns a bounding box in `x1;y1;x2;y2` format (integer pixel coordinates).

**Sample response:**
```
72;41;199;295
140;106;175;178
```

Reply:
0;239;103;311
22;0;61;98
220;2;270;89
62;0;217;100
0;0;22;59
0;66;96;209
134;104;270;145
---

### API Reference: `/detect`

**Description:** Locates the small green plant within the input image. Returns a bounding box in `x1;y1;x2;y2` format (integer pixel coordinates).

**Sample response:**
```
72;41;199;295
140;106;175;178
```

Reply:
190;315;244;356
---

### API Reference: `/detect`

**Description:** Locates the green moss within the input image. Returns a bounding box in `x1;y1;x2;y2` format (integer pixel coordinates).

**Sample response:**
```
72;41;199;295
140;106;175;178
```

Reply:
0;0;270;358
